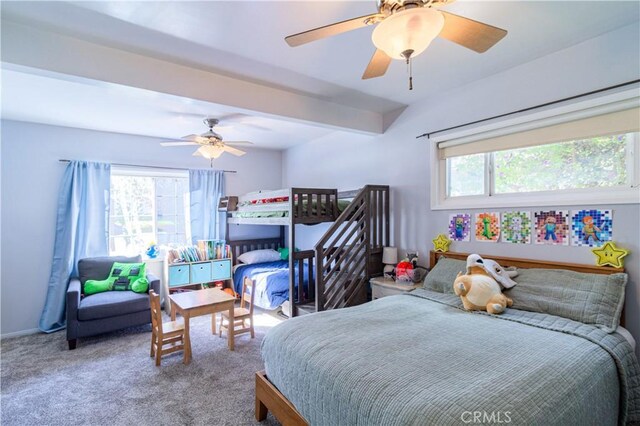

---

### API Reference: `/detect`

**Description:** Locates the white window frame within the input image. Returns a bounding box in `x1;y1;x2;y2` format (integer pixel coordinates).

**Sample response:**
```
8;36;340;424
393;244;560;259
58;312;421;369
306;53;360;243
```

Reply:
430;92;640;210
109;166;190;255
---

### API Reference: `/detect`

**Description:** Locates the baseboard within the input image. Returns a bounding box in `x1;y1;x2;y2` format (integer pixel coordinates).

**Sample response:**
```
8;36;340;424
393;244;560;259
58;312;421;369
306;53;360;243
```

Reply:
1;328;40;340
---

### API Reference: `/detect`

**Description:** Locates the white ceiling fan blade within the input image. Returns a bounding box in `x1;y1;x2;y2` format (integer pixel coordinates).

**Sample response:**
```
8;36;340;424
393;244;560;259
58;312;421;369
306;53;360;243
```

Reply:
218;113;272;132
160;141;199;147
225;141;254;146
181;134;201;141
222;145;247;156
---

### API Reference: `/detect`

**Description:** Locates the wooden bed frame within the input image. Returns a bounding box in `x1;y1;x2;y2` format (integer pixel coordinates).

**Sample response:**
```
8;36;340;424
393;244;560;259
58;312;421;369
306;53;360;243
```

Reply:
255;250;627;425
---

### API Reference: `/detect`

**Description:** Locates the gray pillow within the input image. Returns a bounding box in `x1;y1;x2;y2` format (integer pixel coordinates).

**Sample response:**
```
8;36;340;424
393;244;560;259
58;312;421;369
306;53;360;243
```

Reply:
425;257;627;332
424;257;466;294
507;268;627;332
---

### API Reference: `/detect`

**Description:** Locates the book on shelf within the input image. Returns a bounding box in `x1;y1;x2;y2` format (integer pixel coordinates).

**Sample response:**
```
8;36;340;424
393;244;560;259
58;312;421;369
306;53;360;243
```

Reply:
166;240;231;264
197;239;231;260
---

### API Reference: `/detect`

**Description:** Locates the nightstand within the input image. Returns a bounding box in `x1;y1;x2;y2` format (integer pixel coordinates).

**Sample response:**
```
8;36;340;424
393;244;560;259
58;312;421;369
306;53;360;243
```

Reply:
370;276;421;299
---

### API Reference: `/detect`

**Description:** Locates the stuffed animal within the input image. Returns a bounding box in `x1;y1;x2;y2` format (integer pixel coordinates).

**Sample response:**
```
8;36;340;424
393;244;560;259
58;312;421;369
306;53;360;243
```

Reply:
453;254;518;315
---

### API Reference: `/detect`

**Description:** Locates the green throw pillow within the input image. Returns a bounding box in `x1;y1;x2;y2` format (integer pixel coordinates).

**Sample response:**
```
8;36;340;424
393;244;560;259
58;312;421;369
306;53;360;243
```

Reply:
277;247;289;261
84;262;148;296
277;247;301;261
84;277;116;296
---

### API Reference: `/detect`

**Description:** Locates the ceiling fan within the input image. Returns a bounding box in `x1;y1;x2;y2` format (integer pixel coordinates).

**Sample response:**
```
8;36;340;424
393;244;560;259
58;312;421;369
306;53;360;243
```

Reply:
285;0;507;88
160;117;253;160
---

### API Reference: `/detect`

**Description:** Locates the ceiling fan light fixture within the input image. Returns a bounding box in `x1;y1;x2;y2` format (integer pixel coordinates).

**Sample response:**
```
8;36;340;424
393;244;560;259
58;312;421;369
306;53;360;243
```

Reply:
194;145;224;160
372;7;445;60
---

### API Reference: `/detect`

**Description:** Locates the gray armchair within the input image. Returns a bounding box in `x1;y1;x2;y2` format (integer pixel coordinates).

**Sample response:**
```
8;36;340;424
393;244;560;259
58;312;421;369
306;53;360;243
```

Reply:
66;255;160;350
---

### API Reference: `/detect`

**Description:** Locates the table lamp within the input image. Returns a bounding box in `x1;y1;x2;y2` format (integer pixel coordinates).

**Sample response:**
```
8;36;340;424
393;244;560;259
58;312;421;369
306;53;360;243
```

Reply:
382;247;398;277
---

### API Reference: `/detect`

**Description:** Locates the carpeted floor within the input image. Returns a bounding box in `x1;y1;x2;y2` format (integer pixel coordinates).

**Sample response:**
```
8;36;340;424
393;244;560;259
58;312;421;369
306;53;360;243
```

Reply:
1;310;283;426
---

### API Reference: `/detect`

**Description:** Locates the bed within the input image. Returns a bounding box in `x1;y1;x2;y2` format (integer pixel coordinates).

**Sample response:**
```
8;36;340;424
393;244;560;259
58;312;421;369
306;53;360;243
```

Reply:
223;188;352;226
233;260;310;310
223;186;391;316
256;251;640;426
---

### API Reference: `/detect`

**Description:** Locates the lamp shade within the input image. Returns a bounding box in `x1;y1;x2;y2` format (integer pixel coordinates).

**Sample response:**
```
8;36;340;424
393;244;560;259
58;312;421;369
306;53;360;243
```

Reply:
382;246;398;265
372;8;445;60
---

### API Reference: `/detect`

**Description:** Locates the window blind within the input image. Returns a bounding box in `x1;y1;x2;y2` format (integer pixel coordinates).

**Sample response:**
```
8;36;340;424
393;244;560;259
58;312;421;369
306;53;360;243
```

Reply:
438;103;640;160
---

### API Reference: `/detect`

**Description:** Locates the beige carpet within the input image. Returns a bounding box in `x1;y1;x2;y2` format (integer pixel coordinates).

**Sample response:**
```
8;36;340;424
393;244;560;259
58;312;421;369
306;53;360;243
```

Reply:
1;311;283;426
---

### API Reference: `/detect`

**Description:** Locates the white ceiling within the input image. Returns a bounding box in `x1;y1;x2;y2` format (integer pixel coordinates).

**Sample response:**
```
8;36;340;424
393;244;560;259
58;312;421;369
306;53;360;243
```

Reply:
0;67;334;149
1;1;639;147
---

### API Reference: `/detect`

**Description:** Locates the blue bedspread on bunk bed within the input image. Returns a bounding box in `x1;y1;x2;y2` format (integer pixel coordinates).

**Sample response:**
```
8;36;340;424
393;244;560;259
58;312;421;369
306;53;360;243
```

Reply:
233;261;309;310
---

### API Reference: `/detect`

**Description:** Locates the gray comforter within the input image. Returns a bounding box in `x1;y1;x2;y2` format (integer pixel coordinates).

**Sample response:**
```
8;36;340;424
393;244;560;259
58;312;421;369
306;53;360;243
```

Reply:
261;289;640;426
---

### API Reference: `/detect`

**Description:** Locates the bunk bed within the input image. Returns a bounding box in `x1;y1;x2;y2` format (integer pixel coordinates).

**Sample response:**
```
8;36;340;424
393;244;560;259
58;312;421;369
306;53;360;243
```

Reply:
219;186;390;316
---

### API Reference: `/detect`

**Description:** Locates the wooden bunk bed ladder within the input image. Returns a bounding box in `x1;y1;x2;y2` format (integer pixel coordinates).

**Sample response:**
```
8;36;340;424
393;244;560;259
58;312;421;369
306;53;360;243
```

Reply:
314;185;390;312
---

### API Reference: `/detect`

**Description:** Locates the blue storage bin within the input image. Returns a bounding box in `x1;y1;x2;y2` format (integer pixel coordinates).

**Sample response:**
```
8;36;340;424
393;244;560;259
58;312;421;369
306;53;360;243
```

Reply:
168;265;190;287
191;262;212;284
211;260;231;281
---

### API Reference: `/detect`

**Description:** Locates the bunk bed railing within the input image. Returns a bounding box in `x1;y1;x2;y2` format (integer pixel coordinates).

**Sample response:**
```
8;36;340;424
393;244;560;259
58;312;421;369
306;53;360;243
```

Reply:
291;188;338;224
314;185;390;312
292;250;315;306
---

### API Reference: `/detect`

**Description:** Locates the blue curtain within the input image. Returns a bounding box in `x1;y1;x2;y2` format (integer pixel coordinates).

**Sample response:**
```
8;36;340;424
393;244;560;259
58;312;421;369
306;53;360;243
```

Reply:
39;161;111;333
189;169;225;243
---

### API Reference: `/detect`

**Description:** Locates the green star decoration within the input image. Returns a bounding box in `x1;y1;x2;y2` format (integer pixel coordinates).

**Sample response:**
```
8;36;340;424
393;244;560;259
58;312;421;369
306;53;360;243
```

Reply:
591;241;629;269
433;234;451;253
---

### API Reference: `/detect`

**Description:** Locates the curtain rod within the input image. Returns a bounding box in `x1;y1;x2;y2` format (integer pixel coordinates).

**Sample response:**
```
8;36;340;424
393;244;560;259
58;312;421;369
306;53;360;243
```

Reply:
58;159;237;174
416;79;640;140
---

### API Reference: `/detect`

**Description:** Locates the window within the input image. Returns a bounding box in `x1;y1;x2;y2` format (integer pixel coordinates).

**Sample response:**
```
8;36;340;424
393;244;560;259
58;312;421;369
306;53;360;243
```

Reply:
447;153;485;197
109;170;189;255
446;134;635;197
431;98;640;209
492;135;630;194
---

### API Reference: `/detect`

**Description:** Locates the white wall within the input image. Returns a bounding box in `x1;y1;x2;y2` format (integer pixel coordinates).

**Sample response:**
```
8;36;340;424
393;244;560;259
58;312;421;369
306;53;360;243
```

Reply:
0;120;282;336
283;23;640;358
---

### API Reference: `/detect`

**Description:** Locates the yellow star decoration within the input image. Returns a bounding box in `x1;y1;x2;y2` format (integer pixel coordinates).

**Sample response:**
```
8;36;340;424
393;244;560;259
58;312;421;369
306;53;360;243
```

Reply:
433;234;451;253
592;241;629;269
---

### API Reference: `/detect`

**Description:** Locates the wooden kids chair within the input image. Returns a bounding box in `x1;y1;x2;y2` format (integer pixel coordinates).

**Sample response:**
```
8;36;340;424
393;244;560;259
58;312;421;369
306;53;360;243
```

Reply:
149;290;186;366
219;277;255;340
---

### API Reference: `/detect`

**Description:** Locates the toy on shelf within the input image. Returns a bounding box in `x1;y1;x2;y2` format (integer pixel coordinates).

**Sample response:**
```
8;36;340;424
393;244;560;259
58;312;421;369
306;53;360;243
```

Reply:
591;241;629;268
146;241;159;259
396;252;427;283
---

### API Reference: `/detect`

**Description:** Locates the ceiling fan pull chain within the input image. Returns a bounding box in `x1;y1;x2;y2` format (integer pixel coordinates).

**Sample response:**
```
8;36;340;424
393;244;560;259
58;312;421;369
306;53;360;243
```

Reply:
406;56;413;91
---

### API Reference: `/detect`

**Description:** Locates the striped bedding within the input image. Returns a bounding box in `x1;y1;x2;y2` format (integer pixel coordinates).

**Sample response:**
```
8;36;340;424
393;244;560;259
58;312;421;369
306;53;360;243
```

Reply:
261;289;640;425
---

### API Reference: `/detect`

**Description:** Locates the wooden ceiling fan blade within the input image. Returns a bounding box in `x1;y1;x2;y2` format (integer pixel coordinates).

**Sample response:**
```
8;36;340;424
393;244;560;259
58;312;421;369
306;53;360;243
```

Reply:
439;11;507;53
285;14;381;47
160;141;199;147
222;145;247;156
362;49;392;80
225;141;254;146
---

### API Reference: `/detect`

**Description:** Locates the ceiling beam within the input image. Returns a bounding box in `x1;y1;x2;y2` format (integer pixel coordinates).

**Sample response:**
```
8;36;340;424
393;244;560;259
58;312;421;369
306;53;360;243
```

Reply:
1;20;384;135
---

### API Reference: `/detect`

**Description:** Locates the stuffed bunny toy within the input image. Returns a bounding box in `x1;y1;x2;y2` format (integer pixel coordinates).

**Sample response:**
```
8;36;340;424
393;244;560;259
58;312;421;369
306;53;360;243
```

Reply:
453;254;518;315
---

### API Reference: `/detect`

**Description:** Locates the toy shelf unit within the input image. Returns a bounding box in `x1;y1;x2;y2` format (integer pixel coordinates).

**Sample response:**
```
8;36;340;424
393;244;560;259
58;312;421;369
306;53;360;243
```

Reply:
165;240;233;291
